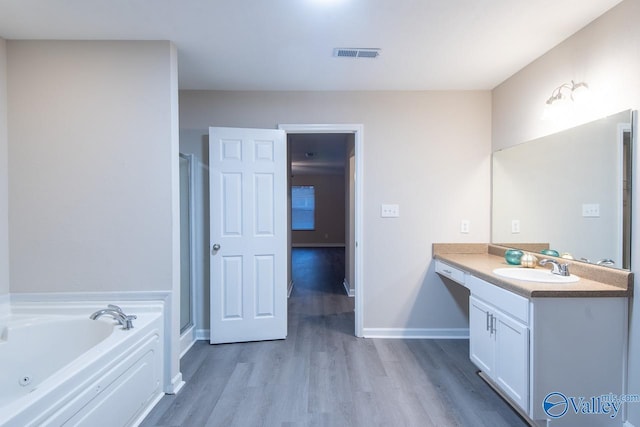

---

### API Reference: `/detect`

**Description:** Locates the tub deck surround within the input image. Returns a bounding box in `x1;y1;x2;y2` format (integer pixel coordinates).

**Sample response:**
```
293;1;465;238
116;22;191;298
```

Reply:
0;300;165;427
8;290;181;395
0;293;8;318
433;243;633;298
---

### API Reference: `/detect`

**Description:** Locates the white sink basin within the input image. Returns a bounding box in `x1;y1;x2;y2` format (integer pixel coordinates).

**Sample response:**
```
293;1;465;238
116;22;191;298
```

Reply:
493;267;580;283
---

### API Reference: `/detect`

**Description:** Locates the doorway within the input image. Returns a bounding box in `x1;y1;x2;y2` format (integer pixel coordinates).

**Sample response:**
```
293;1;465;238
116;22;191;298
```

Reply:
280;124;363;337
288;134;350;322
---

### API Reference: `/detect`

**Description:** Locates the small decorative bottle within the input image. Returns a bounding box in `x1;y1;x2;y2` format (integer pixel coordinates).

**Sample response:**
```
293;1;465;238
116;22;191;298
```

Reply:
504;249;524;265
520;253;538;268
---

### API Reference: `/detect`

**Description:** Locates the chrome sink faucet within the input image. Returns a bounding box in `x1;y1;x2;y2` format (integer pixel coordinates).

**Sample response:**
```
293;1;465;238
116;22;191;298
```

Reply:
539;259;570;276
90;304;137;330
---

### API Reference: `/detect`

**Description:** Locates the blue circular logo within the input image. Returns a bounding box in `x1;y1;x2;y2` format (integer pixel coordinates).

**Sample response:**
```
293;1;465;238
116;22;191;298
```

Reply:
543;392;568;418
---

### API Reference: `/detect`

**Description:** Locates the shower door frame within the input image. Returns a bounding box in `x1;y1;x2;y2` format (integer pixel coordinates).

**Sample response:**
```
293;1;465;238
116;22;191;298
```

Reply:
179;153;197;343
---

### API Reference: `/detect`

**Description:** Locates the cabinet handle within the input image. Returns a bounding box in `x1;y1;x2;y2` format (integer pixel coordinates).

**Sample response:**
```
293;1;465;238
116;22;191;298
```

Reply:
486;312;491;331
443;269;452;275
491;315;497;335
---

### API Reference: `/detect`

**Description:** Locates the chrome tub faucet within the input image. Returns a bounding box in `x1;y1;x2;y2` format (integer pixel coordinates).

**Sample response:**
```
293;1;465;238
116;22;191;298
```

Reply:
90;304;137;330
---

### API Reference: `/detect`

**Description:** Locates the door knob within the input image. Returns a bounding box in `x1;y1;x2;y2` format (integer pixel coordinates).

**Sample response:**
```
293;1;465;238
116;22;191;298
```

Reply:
212;243;221;253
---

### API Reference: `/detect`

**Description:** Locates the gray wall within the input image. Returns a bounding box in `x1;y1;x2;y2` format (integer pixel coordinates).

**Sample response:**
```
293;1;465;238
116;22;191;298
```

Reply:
0;38;8;298
179;90;491;332
6;40;182;390
7;41;179;294
492;0;640;424
291;174;345;246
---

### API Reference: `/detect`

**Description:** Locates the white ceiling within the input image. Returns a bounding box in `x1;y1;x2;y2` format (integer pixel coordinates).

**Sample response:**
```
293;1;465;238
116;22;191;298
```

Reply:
0;0;624;91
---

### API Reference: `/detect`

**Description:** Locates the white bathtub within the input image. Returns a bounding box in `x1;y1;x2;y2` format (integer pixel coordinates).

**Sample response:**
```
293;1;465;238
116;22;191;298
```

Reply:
0;303;164;427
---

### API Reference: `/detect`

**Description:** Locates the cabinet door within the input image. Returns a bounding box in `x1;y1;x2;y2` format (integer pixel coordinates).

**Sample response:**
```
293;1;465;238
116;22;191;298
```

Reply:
469;296;495;376
495;313;529;412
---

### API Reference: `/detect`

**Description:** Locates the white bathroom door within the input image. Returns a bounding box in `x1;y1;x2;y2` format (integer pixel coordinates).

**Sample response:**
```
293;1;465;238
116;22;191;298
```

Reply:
209;127;287;344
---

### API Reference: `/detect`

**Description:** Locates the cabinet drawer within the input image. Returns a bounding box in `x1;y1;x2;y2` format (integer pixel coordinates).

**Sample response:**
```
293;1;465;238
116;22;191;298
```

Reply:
467;275;529;325
435;260;466;285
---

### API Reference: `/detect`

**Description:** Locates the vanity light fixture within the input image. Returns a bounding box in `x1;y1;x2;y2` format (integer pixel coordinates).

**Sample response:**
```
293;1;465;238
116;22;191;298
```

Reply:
545;80;589;106
543;80;589;119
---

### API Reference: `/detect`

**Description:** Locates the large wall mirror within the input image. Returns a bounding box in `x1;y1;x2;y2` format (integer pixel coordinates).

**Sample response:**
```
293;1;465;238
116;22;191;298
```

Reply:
492;109;634;270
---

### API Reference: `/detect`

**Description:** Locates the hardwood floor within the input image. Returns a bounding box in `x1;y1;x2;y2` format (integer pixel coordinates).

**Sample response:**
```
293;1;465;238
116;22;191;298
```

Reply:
141;248;527;427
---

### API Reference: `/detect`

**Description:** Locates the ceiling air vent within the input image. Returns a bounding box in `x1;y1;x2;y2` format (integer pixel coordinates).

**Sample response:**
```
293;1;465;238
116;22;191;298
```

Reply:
333;48;380;59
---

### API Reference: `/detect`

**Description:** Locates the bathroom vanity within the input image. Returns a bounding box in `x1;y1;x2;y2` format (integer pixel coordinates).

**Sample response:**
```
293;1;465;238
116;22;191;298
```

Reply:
434;244;633;427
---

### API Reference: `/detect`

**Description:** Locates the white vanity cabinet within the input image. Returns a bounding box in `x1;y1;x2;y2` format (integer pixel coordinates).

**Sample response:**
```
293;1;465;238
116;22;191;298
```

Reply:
468;276;529;412
469;296;495;375
528;297;627;426
436;258;628;426
434;260;466;285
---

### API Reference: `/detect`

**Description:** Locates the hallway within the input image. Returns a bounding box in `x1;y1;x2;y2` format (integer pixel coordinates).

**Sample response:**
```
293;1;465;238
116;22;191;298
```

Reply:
141;248;526;426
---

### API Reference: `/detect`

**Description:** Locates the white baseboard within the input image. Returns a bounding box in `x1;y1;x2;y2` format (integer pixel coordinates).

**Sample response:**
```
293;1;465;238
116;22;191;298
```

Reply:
291;243;346;248
180;325;197;358
196;328;210;341
191;328;469;341
362;328;470;339
196;326;467;341
169;372;185;395
288;280;294;298
342;279;355;297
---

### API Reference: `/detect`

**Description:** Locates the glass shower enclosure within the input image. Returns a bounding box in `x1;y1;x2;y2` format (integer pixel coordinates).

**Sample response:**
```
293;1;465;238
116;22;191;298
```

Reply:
179;153;194;334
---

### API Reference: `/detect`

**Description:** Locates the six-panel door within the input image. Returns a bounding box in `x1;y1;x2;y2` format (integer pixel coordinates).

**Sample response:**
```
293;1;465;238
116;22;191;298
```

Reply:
209;127;287;344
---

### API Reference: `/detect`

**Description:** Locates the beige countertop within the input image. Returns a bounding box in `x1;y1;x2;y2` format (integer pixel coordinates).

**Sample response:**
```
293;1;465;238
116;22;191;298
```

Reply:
433;244;633;298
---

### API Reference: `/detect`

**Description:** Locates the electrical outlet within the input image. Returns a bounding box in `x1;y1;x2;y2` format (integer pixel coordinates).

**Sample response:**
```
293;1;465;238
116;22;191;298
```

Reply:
582;203;600;218
381;204;400;218
511;220;521;234
460;220;470;234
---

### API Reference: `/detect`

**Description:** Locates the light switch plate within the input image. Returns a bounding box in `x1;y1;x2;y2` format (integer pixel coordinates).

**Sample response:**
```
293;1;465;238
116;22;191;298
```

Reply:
460;220;470;233
511;219;521;234
381;204;400;218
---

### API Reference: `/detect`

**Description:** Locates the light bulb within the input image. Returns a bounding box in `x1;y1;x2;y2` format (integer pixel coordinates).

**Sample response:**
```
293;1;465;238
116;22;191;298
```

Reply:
542;102;557;120
571;83;591;104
